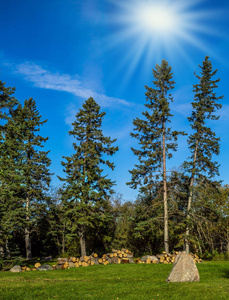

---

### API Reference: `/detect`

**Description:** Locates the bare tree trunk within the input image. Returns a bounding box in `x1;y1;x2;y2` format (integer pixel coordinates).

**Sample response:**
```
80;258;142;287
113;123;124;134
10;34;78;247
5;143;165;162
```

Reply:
78;227;86;257
0;230;4;257
220;239;223;253
25;197;32;259
162;121;169;253
197;227;203;257
227;226;229;252
0;246;4;257
185;139;199;254
5;239;10;257
62;222;66;254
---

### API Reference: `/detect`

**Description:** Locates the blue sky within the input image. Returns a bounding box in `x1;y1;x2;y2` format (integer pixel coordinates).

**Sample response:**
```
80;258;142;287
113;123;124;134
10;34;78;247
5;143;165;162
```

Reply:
0;0;229;201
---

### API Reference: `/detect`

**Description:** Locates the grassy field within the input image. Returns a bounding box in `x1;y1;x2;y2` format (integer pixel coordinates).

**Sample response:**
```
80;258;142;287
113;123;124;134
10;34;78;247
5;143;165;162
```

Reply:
0;261;229;299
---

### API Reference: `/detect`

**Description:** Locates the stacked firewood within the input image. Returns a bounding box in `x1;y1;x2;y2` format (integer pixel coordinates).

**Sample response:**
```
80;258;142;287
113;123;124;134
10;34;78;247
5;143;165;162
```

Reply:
20;265;31;271
19;249;202;271
189;253;202;263
135;255;159;264
135;252;202;264
52;248;134;269
55;255;96;269
157;252;176;264
10;249;202;272
110;248;134;264
157;252;202;264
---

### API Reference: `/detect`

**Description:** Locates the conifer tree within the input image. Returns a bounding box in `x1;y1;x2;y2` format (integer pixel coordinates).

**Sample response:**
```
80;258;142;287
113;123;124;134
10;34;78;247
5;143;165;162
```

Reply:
184;56;223;253
59;97;118;256
127;60;185;253
6;98;52;259
0;80;18;256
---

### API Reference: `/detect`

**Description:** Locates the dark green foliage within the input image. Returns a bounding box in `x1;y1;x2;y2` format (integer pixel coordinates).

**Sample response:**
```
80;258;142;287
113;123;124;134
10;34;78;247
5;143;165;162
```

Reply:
188;181;228;256
110;194;135;251
127;60;186;253
59;97;118;256
0;80;18;122
127;172;189;255
0;60;227;261
184;56;223;253
0;81;19;256
2;98;52;258
129;191;164;255
127;60;185;193
184;56;223;179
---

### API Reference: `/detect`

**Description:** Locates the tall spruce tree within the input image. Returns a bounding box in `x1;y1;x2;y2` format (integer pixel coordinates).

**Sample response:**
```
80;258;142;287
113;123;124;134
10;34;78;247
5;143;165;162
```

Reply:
184;56;223;253
6;98;52;259
59;97;118;256
0;80;18;256
127;60;185;253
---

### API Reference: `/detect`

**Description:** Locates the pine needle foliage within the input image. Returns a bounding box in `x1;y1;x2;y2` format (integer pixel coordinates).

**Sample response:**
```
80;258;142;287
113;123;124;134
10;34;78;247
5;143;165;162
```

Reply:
184;56;223;253
59;97;118;256
5;98;52;258
0;80;18;256
127;60;185;192
127;60;185;253
184;56;223;179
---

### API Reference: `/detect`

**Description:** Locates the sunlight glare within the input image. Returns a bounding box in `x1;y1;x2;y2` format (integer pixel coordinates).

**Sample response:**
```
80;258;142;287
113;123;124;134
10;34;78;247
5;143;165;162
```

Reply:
106;0;221;83
136;4;177;33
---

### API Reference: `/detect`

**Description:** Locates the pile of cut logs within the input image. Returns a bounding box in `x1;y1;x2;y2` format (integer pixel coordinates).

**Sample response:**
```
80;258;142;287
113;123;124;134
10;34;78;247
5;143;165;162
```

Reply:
135;251;202;264
189;253;202;264
18;249;202;271
53;248;134;269
20;265;32;272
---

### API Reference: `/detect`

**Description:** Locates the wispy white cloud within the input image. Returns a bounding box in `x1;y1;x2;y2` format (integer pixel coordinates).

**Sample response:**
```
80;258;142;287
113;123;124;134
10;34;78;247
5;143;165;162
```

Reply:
219;104;229;121
14;61;131;107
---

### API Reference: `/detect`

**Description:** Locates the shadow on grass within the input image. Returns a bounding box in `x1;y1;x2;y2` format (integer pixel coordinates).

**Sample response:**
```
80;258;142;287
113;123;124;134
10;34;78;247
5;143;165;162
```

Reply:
222;269;229;278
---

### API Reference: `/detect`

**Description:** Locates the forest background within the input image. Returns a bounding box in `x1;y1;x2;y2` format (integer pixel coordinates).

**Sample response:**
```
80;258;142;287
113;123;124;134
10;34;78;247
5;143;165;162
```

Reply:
0;56;229;264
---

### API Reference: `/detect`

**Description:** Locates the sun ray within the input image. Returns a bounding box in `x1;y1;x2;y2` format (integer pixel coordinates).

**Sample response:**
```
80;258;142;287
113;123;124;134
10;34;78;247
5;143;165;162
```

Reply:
104;0;226;85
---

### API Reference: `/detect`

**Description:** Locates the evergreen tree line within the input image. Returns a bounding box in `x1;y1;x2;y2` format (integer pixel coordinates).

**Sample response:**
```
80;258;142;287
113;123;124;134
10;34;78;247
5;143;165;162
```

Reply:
0;56;228;262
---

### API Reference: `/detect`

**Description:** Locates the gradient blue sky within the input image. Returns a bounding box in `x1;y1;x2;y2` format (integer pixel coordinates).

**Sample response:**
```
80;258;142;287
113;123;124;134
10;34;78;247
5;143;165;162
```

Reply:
0;0;229;201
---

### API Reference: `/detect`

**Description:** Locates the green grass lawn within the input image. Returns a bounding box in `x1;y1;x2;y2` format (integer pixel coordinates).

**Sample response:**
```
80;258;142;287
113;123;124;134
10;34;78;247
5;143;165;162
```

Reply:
0;261;229;300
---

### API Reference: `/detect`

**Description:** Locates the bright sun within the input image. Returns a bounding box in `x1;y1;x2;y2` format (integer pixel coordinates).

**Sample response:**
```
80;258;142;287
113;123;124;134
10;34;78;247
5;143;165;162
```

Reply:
107;0;219;82
133;3;178;34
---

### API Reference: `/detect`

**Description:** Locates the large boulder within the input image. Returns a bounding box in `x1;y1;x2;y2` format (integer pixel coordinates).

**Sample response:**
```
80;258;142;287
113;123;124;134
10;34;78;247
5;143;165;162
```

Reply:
10;265;22;273
37;264;52;271
167;251;200;282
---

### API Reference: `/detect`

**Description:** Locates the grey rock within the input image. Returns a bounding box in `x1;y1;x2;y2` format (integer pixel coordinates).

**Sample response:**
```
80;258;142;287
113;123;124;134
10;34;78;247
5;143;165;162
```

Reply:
10;265;22;273
68;262;75;268
167;251;200;282
58;258;68;262
37;264;52;271
141;255;158;262
126;254;134;263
